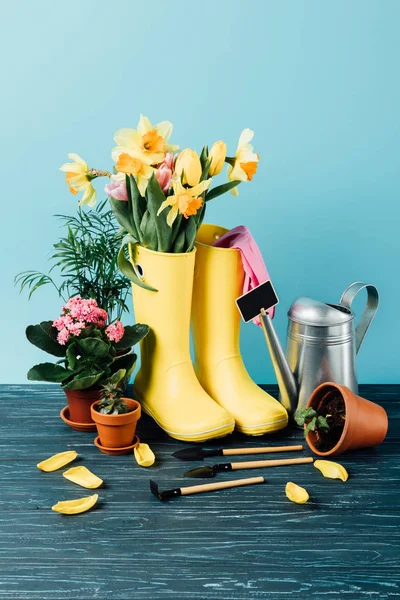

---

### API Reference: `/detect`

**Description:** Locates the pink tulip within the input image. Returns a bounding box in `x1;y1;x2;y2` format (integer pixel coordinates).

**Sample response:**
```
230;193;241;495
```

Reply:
104;179;128;201
163;152;175;171
156;163;173;195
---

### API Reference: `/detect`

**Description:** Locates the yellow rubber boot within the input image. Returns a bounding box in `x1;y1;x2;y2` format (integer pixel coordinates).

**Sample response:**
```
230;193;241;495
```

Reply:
192;224;288;436
130;244;235;442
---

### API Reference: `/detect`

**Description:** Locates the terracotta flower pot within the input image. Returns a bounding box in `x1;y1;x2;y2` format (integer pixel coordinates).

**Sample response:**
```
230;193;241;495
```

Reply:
64;389;101;424
90;398;141;449
306;382;388;457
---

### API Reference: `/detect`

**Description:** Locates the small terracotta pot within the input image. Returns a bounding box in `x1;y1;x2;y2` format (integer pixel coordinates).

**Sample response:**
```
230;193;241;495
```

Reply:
91;398;141;449
306;382;388;457
64;389;101;424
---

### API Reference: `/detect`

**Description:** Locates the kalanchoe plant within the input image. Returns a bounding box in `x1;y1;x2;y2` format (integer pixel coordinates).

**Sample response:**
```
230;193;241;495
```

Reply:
96;383;129;415
294;407;330;439
26;296;149;390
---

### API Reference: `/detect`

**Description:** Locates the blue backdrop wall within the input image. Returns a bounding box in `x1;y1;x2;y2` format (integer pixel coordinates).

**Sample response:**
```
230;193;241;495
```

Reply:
2;0;399;384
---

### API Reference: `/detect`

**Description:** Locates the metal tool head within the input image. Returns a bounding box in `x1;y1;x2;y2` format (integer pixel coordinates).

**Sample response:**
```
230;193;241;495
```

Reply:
184;465;217;478
150;480;182;501
172;447;222;461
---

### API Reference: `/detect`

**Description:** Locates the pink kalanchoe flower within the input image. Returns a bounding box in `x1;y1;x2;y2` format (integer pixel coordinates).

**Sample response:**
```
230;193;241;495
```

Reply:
57;328;70;345
104;179;128;201
106;321;125;343
156;164;173;195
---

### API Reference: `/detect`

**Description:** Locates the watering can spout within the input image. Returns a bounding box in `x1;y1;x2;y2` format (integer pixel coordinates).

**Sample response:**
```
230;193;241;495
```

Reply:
260;310;298;415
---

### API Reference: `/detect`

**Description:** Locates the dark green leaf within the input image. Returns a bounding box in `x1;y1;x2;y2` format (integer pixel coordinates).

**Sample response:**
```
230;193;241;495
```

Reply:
316;415;330;431
26;322;66;357
77;337;110;358
27;362;70;383
145;174;173;252
128;175;146;243
116;324;149;349
117;244;158;291
205;180;241;201
62;372;104;390
110;197;138;240
185;216;198;252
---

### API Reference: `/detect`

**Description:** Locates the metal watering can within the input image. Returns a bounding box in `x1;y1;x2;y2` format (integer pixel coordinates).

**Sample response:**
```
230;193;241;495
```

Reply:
260;282;379;414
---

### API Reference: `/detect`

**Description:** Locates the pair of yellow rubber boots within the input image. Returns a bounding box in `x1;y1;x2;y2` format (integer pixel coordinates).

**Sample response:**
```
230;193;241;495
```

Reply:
131;224;288;442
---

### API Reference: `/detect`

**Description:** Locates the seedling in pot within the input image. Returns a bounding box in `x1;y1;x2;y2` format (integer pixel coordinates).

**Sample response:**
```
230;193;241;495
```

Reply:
295;390;346;453
96;383;130;415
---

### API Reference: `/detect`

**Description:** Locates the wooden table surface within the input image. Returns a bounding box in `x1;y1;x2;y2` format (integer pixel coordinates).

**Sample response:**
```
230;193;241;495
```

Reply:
0;384;399;599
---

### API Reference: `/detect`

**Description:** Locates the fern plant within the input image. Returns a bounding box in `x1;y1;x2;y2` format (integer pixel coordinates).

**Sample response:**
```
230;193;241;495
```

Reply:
294;407;330;437
15;199;130;322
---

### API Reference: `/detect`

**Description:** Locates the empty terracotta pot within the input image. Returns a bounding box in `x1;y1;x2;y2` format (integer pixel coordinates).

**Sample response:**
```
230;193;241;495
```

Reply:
91;399;141;449
64;389;101;424
306;382;388;457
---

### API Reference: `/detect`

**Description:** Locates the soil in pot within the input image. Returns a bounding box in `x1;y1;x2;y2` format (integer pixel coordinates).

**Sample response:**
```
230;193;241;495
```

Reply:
312;389;346;453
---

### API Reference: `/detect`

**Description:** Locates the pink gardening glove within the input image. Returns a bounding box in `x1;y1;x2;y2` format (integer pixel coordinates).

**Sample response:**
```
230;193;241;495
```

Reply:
213;225;275;326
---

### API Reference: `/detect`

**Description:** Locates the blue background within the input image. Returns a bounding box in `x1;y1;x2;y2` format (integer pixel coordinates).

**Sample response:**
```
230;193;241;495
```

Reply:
2;0;399;384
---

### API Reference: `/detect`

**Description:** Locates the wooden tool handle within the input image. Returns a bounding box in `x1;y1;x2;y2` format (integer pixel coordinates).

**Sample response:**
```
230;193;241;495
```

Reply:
231;457;314;470
181;476;265;496
223;445;303;456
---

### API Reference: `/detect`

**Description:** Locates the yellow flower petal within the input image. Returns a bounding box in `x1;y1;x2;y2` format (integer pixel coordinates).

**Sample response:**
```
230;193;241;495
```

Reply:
157;196;175;216
37;451;78;472
67;153;87;166
78;183;96;207
134;443;155;467
51;494;98;515
189;178;211;197
156;120;173;141
137;114;152;136
238;128;254;149
114;128;140;148
314;460;349;482
166;204;179;226
63;466;103;489
285;481;309;504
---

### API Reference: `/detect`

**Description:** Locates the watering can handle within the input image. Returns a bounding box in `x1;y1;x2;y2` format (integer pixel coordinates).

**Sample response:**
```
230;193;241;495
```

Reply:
340;282;379;354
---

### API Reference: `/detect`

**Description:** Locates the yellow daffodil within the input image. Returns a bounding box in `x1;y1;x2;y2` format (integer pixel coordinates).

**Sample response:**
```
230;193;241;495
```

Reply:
227;129;259;196
208;141;227;176
60;154;98;207
157;178;211;226
114;150;155;196
175;149;202;187
112;115;179;167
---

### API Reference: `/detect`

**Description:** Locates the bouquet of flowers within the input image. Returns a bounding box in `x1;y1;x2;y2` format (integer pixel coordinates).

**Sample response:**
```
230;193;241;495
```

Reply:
60;115;259;287
26;296;149;390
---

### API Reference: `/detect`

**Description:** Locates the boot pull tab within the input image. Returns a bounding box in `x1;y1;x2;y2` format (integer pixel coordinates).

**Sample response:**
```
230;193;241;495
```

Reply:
340;282;379;354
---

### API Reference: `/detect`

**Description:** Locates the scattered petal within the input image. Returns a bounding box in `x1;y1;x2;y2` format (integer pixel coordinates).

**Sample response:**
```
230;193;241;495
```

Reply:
285;481;309;504
134;443;155;467
63;466;103;489
37;451;78;472
52;494;98;515
314;459;349;482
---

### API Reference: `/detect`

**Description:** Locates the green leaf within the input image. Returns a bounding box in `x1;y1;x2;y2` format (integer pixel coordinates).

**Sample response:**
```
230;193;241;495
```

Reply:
108;369;127;384
172;228;186;253
205;180;241;201
128;175;146;244
66;342;77;369
116;324;150;349
77;337;110;358
185;216;198;252
145;174;173;252
62;372;104;390
140;210;158;250
26;322;66;357
110;352;137;382
199;145;209;171
303;407;317;419
316;416;330;431
27;362;70;383
117;244;158;291
294;410;305;427
109;197;137;239
305;417;317;434
200;157;212;183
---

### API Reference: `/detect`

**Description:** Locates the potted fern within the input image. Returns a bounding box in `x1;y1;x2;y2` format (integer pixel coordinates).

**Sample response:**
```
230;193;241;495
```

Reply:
91;383;141;454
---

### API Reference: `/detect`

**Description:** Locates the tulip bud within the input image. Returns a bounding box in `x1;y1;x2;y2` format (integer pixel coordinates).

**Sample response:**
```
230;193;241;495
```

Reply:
208;141;227;176
175;148;202;187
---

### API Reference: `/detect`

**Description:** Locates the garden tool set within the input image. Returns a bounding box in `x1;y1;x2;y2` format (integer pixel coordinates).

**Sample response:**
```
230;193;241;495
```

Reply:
150;443;313;500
